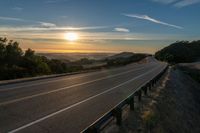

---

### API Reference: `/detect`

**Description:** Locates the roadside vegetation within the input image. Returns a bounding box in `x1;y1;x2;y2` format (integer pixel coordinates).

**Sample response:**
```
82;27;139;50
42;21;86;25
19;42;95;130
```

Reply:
0;37;147;80
0;37;83;80
155;40;200;63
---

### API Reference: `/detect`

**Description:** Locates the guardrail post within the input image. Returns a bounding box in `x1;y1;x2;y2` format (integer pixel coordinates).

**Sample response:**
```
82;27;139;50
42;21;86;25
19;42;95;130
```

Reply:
139;90;142;101
142;86;147;95
84;126;99;133
153;79;156;86
151;80;154;87
129;96;134;111
147;82;151;91
112;107;122;126
136;90;142;102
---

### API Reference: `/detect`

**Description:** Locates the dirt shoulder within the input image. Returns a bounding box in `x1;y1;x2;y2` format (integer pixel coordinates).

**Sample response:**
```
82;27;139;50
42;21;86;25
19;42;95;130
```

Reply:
104;67;200;133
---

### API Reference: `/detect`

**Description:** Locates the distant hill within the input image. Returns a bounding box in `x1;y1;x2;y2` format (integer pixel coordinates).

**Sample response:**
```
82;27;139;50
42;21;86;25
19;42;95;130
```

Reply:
107;52;135;60
105;52;148;66
38;53;114;61
155;41;200;63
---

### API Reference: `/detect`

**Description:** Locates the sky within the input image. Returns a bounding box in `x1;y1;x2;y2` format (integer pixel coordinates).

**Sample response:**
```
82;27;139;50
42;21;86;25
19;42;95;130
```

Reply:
0;0;200;54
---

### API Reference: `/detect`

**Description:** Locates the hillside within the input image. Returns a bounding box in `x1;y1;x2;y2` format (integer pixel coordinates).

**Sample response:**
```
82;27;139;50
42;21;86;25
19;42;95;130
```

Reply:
38;53;114;61
105;52;148;66
155;41;200;63
106;52;135;60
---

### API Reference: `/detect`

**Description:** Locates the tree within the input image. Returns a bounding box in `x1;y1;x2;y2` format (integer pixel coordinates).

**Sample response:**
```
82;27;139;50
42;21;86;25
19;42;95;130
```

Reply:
24;48;35;58
0;38;7;65
5;40;23;66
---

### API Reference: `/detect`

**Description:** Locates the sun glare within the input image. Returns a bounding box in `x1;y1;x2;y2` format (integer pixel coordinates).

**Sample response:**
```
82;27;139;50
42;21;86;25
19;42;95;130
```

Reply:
64;32;79;41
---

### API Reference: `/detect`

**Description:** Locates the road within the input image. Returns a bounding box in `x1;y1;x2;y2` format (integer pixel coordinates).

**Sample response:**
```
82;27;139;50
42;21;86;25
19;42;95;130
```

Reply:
0;58;167;133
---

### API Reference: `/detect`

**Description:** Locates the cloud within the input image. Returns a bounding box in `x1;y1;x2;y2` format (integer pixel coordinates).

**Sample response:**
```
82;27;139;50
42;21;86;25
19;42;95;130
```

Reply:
38;22;57;28
152;0;178;4
174;0;200;7
114;28;130;32
0;15;108;31
151;0;200;7
0;26;108;33
45;0;68;4
123;14;183;29
60;26;108;30
60;16;68;19
12;7;23;11
0;16;57;28
0;16;24;21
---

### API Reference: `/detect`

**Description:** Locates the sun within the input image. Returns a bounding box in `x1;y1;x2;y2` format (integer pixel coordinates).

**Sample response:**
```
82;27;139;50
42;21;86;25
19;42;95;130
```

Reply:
64;32;79;41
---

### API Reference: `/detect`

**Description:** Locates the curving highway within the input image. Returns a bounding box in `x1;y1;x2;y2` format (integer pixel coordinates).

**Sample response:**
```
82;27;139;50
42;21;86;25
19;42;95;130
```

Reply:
0;57;167;133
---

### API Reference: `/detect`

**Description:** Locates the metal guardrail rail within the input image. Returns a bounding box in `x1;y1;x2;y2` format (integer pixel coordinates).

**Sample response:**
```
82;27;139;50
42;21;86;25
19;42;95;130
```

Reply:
82;65;168;133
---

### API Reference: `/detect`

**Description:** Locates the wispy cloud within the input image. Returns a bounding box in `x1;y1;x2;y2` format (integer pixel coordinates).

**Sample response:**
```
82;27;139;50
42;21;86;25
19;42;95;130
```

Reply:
12;7;23;11
0;26;108;33
0;15;108;31
123;14;183;29
174;0;200;7
45;0;68;4
114;28;130;32
151;0;200;7
152;0;178;4
60;26;108;30
0;16;57;28
38;22;57;28
0;16;24;21
60;16;68;19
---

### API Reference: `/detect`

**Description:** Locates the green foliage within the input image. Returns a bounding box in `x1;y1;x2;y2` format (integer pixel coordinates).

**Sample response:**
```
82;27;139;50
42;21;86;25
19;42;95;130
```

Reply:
24;48;35;57
77;58;94;65
6;40;23;66
155;41;200;63
48;59;68;74
0;38;6;62
0;37;83;80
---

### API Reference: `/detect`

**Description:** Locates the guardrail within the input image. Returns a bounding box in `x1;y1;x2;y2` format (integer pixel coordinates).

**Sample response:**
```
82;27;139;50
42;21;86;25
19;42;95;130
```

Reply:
82;65;168;133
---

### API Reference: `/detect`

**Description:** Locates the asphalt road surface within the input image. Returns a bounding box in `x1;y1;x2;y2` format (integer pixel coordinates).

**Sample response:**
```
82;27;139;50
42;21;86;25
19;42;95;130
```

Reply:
0;58;167;133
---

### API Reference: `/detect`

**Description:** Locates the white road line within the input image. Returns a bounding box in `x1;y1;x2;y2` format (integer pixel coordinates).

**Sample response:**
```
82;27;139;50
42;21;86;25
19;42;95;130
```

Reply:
0;66;151;106
9;64;162;133
0;63;153;92
0;72;98;91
